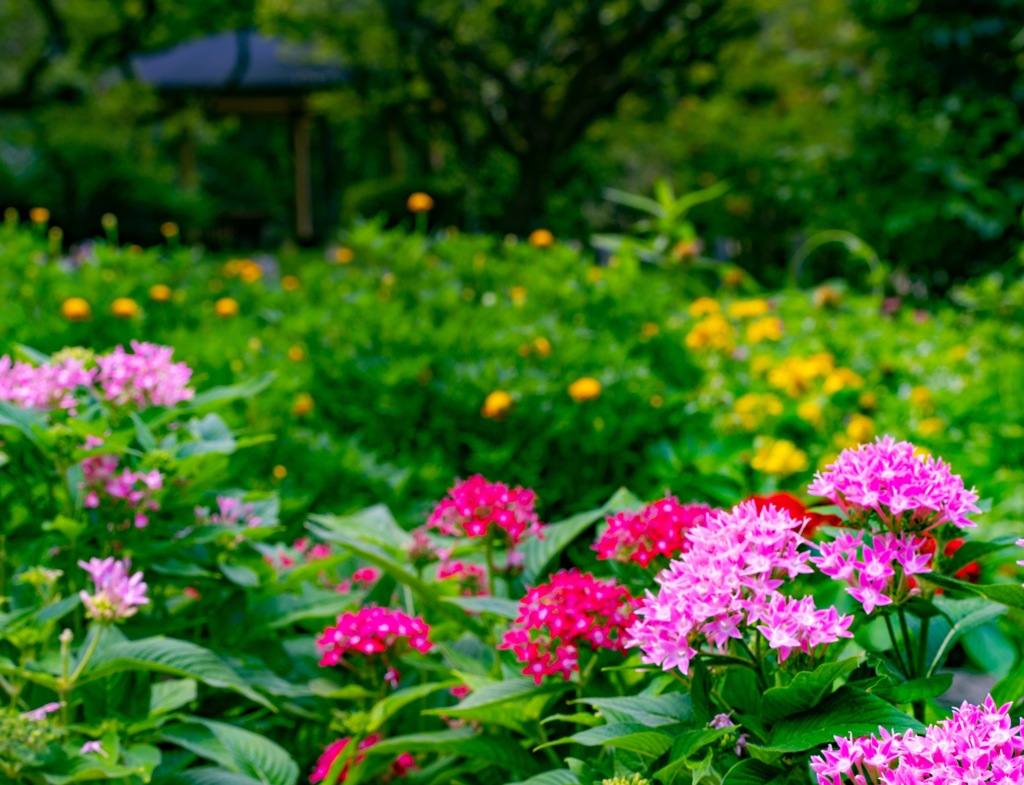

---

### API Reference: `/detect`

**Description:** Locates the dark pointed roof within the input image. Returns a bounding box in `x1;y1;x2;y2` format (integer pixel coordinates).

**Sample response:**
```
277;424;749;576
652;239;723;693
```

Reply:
130;30;349;92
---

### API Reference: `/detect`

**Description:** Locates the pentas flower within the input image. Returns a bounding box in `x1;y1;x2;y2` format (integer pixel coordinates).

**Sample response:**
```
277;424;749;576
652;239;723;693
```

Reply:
195;496;263;528
79;557;149;623
0;354;94;411
93;341;194;409
310;735;417;784
808;436;980;530
810;695;1024;784
500;569;637;684
627;502;852;675
594;498;714;567
746;492;841;539
427;475;543;549
81;450;163;529
437;561;488;596
317;607;432;681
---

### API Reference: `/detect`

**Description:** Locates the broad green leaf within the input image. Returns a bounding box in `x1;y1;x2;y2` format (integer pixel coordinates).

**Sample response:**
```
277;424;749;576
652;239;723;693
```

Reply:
652;728;733;784
83;637;271;709
760;657;861;724
508;771;580;785
443;596;521;619
366;728;540;775
150;678;198;715
926;597;1006;676
309;505;412;549
161;718;298;785
766;687;923;753
220;562;260;588
167;767;268;785
872;673;953;704
721;759;786;785
0;399;45;445
943;538;1016;575
577;692;693;727
368;680;458;731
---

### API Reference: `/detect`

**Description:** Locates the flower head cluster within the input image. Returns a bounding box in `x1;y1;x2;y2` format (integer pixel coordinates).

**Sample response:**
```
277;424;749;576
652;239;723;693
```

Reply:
809;436;980;530
0;353;93;411
317;607;432;668
810;695;1024;784
427;475;543;549
747;492;840;539
310;735;416;784
812;531;933;614
78;557;149;623
81;446;163;529
594;498;713;567
437;561;488;596
627;501;852;675
93;341;193;409
500;569;637;684
195;496;263;528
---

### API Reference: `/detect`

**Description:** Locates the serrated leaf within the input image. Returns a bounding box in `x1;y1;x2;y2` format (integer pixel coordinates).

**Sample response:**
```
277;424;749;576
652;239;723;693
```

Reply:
761;657;861;724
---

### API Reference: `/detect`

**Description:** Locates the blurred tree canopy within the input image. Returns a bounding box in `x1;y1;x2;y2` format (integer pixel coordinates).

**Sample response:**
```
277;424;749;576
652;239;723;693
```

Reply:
1;0;1022;284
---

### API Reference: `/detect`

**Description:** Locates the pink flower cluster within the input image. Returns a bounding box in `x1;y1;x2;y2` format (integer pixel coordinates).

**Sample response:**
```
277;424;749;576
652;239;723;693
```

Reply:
810;695;1024;784
93;341;194;409
81;443;163;529
317;607;432;667
812;531;933;614
627;501;852;675
0;342;192;414
808;436;980;530
500;569;637;684
0;354;93;411
594;497;713;567
79;557;149;623
437;561;488;596
427;475;543;548
310;735;416;784
195;496;263;528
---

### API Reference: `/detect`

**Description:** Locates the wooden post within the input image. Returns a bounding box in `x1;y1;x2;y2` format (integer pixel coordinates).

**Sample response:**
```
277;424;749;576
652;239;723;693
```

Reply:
292;110;314;241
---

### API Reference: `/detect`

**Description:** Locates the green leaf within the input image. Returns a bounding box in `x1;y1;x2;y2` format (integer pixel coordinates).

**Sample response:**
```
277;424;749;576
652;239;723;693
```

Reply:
43;514;87;544
83;637;272;709
556;722;675;757
921;574;1024;610
368;680;458;731
721;759;786;785
160;718;298;785
524;488;642;581
0;399;45;445
943;538;1016;575
309;505;412;549
760;657;861;724
366;728;540;775
220;562;260;588
872;673;953;704
508;771;580;785
442;596;521;618
766;687;924;753
577;692;692;727
926;597;1006;676
168;767;269;785
150;678;198;715
152;373;275;428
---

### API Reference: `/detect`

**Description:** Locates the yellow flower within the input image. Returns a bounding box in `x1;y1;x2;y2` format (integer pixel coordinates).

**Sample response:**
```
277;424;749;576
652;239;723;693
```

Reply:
732;393;784;431
568;377;602;402
768;354;835;397
640;322;660;339
813;285;842;309
649;394;664;409
287;346;305;362
587;267;604;283
149;284;172;302
29;207;50;224
859;391;878;410
797;400;824;428
292;393;315;417
160;221;179;238
822;368;864;395
407;192;434;213
110;297;140;319
688;297;720;318
335;247;355;264
272;464;288;480
722;269;744;287
240;261;263;283
728;299;770;319
947;344;969;361
909;386;933;410
750;438;809;476
60;297;91;322
746;316;783;344
685;314;735;352
281;275;300;292
528;229;555;248
846;414;874;444
509;286;528;306
750;355;774;378
918;417;945;437
533;337;552;358
101;213;117;230
214;297;239;318
481;390;514;419
672;239;701;260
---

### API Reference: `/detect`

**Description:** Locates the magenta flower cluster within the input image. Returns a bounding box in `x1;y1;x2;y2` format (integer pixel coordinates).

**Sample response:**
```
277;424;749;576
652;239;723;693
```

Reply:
500;569;637;684
812;531;933;614
81;440;163;529
810;695;1024;784
310;735;416;784
437;561;488;596
627;501;852;675
594;497;714;567
0;354;93;411
808;436;980;530
0;341;193;414
427;475;543;548
195;496;263;528
317;607;432;667
78;557;150;623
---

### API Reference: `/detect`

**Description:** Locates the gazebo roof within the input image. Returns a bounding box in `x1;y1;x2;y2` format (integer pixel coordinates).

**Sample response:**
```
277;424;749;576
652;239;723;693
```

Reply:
130;30;349;92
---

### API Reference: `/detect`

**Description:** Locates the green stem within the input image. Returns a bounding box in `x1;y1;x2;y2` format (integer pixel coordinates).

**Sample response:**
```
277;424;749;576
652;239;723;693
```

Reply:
483;539;496;595
883;613;910;677
69;624;104;684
